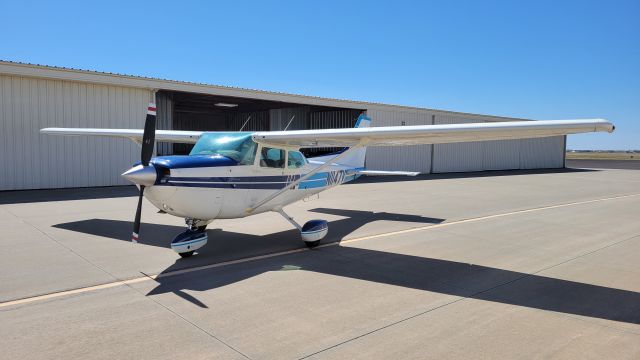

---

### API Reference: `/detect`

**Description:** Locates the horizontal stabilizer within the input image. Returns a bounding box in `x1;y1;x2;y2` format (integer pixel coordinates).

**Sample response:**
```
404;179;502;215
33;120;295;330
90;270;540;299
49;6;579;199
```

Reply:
355;170;420;176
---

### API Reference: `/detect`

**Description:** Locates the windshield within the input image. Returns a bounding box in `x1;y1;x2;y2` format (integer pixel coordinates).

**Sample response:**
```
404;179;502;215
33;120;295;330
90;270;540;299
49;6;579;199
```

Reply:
189;132;257;165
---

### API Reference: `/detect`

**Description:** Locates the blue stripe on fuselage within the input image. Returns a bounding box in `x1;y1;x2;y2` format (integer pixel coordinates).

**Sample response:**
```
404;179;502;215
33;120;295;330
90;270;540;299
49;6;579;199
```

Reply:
158;169;362;190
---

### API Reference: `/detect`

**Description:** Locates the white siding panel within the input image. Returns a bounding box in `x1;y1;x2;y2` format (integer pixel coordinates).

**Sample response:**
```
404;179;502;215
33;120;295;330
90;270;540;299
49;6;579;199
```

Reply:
432;115;564;173
483;139;521;170
519;136;565;169
0;74;151;190
432;115;484;173
365;108;433;173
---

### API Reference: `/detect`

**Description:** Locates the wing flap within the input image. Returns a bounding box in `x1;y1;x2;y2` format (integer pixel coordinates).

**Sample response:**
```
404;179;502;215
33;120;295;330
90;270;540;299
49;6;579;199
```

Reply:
252;119;614;148
40;128;202;144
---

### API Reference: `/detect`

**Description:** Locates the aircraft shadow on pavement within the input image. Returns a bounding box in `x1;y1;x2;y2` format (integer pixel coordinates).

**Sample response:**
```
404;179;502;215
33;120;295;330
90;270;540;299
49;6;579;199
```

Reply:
52;210;640;325
53;208;444;254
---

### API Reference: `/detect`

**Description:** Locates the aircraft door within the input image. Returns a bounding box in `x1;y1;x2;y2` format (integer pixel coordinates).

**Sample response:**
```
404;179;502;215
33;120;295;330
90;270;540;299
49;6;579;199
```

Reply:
245;146;286;209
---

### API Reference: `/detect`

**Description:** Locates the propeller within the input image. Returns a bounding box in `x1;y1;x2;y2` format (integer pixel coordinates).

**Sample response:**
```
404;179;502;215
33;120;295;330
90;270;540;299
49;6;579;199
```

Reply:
131;103;157;243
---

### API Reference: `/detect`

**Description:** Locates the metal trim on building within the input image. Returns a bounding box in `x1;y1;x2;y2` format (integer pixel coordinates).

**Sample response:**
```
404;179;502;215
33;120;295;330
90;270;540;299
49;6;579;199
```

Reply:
0;60;532;122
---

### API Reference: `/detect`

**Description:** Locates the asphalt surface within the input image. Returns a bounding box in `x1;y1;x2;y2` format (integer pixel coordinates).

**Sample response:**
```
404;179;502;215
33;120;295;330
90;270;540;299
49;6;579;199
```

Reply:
1;168;639;359
566;159;640;170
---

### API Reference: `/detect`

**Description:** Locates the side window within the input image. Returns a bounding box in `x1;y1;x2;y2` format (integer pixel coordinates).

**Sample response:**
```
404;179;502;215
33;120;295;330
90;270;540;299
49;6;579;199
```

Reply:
259;147;285;168
287;151;306;169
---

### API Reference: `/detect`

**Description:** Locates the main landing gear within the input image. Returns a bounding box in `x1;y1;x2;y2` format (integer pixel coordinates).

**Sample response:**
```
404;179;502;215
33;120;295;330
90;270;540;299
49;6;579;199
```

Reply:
277;209;329;248
172;212;329;259
171;219;209;258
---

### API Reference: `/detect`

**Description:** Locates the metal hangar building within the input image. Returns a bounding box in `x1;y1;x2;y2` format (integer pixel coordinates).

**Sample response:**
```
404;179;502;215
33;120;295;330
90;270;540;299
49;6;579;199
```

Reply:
0;61;565;191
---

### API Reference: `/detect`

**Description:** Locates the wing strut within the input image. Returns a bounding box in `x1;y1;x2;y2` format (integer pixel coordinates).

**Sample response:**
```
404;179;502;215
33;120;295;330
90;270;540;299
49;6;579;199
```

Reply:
245;142;367;214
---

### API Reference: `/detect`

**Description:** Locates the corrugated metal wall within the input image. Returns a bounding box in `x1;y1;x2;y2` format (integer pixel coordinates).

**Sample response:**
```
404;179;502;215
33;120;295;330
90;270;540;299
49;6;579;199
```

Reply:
309;109;361;129
0;72;566;190
519;136;565;169
307;109;361;157
365;108;434;172
0;74;151;190
431;114;564;172
269;107;310;130
226;111;270;132
156;91;173;156
366;109;565;173
431;115;486;173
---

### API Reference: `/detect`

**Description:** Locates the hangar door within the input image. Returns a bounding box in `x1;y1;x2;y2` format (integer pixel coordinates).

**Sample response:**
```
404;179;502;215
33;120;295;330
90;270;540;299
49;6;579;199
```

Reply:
365;108;433;173
431;115;564;173
155;90;363;156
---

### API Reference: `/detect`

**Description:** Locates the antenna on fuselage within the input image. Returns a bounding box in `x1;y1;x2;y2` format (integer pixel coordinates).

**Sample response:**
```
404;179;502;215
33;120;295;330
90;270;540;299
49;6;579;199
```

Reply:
238;116;252;131
283;115;295;131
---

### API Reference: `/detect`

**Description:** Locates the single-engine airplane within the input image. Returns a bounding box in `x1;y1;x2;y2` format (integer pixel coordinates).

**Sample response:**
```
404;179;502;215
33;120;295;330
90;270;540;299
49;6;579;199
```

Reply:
41;104;614;258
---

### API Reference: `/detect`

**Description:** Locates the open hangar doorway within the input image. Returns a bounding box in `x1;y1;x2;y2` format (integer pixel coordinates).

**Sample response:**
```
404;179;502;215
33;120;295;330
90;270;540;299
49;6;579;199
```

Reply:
155;90;364;156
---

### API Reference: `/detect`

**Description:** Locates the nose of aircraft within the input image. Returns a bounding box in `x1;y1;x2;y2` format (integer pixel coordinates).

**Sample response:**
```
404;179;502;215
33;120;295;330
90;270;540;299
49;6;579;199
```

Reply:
121;164;157;186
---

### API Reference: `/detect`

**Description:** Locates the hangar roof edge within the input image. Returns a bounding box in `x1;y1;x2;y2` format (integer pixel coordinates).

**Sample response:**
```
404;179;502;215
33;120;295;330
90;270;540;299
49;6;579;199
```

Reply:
0;60;532;122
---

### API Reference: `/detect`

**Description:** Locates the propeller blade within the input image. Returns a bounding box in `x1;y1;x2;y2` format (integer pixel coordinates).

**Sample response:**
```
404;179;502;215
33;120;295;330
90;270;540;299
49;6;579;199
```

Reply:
132;185;145;243
132;102;156;242
141;103;157;166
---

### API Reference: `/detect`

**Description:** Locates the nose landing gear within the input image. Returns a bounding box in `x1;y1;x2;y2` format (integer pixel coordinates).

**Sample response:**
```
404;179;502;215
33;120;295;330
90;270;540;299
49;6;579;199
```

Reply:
171;219;209;258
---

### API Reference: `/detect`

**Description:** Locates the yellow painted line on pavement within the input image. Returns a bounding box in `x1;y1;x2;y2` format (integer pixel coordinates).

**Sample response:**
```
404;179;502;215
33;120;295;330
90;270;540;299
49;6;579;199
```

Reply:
333;192;640;246
2;192;638;309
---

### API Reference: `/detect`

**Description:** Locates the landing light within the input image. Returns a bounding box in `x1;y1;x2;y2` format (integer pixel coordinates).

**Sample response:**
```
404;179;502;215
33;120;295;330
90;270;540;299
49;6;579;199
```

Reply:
215;102;238;108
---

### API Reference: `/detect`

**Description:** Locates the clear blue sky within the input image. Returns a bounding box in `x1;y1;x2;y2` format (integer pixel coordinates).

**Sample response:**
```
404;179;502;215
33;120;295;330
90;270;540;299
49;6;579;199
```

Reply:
1;0;638;149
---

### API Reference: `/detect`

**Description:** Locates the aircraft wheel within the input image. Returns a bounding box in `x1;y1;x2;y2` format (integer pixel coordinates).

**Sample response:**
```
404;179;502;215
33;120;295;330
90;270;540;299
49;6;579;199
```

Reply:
304;240;321;248
179;251;194;258
196;225;207;232
300;220;328;249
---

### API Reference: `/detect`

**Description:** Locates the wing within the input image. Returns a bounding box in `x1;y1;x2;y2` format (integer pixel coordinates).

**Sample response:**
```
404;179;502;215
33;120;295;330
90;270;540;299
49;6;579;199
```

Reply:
40;128;203;144
252;119;614;148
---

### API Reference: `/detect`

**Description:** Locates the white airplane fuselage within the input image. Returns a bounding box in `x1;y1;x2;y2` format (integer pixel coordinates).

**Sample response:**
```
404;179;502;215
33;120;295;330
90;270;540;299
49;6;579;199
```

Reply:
143;158;358;221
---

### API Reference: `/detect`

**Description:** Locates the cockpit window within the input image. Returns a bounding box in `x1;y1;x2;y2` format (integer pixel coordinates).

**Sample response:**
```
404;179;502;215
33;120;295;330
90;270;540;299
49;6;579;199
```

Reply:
189;132;257;165
260;147;285;168
287;151;306;169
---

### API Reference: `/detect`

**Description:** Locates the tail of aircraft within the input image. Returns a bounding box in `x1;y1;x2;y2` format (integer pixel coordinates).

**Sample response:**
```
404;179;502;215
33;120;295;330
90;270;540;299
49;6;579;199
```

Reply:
332;114;370;168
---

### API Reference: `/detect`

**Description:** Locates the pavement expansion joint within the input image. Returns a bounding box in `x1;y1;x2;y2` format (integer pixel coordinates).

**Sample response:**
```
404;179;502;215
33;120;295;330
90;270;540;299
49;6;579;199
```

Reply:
297;233;640;358
2;192;639;310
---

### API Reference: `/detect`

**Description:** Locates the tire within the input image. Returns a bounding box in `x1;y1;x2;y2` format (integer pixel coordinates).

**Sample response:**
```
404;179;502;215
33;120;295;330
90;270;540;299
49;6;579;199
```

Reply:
196;225;207;232
304;240;321;248
179;251;194;258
